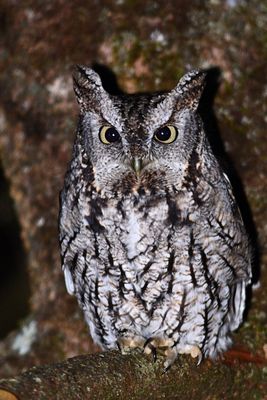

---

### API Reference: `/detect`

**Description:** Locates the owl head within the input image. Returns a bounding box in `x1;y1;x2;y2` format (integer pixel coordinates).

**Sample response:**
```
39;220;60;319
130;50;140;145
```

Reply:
73;66;206;195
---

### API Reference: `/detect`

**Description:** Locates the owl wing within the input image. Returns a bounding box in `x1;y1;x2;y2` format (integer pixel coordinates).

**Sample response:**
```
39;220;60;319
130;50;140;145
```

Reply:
223;171;252;280
59;151;85;296
219;172;252;329
59;137;97;296
59;185;78;295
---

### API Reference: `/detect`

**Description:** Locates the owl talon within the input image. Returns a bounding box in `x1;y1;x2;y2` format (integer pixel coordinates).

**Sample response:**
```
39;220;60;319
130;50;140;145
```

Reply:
143;339;157;362
163;347;178;372
162;364;172;374
163;357;176;373
152;347;157;362
147;344;157;362
197;352;203;366
116;341;122;352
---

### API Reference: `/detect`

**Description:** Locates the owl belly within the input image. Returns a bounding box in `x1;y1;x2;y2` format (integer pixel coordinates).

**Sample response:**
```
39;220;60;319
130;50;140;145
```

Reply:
80;194;242;360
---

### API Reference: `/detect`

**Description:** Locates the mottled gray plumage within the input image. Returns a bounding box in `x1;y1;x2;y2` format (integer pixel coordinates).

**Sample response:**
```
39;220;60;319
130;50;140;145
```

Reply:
59;66;252;368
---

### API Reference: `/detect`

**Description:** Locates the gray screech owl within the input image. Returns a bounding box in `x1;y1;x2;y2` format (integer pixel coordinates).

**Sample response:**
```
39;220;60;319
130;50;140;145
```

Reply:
59;66;252;369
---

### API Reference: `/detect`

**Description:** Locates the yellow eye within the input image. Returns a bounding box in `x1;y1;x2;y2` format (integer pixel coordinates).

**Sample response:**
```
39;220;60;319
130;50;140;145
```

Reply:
153;125;177;144
99;126;121;144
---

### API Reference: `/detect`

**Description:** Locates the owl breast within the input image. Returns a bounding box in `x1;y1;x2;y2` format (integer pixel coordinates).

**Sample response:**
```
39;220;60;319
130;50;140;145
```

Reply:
66;182;248;360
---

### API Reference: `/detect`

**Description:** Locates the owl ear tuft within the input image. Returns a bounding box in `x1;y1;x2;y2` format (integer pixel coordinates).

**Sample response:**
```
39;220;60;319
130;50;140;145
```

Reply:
72;65;106;112
174;70;207;111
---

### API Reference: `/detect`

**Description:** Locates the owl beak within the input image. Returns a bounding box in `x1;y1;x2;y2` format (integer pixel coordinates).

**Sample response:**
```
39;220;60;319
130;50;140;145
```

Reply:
132;157;142;175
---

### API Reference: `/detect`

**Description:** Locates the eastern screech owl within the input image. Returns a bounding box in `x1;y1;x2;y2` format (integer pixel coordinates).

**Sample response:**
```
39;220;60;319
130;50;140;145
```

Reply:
59;66;252;369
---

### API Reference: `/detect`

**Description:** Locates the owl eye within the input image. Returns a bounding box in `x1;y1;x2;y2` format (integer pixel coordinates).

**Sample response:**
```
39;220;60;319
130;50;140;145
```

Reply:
99;126;121;144
153;125;177;144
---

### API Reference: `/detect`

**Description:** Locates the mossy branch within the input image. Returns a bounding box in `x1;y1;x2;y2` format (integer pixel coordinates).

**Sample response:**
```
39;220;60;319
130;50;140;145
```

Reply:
0;349;259;400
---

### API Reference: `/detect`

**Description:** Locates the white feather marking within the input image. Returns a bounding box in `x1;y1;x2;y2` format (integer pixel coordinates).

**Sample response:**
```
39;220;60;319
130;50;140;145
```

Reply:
223;172;231;185
64;267;75;295
126;211;141;259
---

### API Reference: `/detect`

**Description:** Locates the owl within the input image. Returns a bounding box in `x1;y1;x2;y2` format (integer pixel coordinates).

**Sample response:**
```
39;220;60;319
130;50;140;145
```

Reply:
59;66;252;369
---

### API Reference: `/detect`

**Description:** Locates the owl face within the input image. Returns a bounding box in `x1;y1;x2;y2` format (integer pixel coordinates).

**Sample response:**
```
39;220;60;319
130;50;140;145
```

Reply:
74;66;206;194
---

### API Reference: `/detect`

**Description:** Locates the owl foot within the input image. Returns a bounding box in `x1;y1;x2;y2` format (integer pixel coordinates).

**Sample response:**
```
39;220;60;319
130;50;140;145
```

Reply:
143;338;157;362
163;345;202;371
143;337;174;365
161;346;178;372
117;336;145;354
143;339;202;371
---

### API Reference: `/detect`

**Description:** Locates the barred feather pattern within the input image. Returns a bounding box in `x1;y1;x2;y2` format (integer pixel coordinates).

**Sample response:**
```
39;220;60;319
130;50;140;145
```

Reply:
59;66;252;365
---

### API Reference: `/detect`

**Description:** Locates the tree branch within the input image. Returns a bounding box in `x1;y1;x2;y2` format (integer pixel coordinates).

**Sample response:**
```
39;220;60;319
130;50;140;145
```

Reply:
0;350;265;400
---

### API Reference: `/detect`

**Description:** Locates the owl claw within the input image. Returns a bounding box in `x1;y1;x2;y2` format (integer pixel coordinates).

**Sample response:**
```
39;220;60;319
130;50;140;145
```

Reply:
148;345;157;362
163;347;178;372
116;341;122;352
162;363;173;374
143;338;157;362
197;352;203;366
